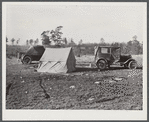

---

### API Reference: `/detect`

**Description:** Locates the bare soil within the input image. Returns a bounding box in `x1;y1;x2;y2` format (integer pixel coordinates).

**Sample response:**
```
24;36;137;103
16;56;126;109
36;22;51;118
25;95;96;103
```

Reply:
6;57;143;110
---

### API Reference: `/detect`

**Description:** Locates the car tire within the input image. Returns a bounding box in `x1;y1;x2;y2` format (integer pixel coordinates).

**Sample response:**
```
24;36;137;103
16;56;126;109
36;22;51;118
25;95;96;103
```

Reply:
128;61;137;69
22;56;32;64
97;60;107;70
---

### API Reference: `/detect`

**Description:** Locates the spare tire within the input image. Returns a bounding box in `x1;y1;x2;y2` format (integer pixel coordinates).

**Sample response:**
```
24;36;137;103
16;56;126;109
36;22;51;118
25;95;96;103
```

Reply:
22;56;32;64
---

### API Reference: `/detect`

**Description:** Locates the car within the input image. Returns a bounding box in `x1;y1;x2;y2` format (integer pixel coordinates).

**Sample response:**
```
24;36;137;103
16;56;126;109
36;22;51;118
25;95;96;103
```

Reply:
94;46;137;70
18;45;45;64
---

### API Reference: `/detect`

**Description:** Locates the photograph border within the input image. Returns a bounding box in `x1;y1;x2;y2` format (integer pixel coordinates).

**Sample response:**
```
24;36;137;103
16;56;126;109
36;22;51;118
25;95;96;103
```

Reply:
2;1;148;121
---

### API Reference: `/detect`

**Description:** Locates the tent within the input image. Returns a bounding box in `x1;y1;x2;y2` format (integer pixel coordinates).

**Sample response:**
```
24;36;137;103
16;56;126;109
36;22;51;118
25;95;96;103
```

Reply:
37;47;76;73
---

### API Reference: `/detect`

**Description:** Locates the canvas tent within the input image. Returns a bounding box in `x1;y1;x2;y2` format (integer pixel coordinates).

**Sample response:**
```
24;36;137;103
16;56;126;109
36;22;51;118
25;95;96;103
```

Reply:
37;47;76;73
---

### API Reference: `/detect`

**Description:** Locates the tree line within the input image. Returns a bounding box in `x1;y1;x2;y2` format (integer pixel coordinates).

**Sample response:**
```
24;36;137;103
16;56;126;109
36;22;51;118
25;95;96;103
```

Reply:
6;37;39;46
6;26;143;55
98;35;143;55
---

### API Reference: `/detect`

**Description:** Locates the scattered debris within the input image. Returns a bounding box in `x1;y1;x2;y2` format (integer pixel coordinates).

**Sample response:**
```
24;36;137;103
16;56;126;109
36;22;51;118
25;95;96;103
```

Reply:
113;77;123;81
109;80;116;83
70;85;75;89
29;67;34;69
87;97;95;101
20;76;22;79
85;74;89;76
21;80;25;83
95;81;100;84
25;91;28;94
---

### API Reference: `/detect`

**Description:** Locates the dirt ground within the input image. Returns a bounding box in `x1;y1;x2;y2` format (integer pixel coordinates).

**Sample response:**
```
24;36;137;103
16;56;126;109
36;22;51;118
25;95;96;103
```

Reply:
6;56;143;110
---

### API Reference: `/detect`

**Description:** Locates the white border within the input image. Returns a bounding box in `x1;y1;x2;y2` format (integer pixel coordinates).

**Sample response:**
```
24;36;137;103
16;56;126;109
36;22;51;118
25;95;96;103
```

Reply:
2;2;147;120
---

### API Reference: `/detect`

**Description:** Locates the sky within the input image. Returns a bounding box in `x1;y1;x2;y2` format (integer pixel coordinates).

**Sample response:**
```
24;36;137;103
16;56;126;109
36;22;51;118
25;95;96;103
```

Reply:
4;2;146;45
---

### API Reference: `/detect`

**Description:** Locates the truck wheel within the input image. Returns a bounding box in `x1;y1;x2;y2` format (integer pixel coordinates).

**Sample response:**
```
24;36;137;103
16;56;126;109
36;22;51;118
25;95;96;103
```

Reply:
128;61;137;69
97;60;107;70
22;56;32;64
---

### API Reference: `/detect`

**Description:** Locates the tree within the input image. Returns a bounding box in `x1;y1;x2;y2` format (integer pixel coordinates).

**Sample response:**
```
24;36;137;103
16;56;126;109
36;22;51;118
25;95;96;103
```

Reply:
126;40;133;54
100;38;106;46
78;39;83;56
34;38;39;45
50;26;63;45
133;35;137;41
111;42;119;47
125;35;142;55
41;26;63;46
120;42;127;54
79;39;83;45
41;31;51;45
16;38;20;45
139;42;143;54
126;37;142;55
132;39;141;54
26;40;29;46
68;38;76;46
62;37;67;45
29;39;34;45
11;38;15;45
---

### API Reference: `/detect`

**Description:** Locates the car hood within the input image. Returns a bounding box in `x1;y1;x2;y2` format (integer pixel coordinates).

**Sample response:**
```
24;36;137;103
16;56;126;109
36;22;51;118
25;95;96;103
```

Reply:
120;54;132;62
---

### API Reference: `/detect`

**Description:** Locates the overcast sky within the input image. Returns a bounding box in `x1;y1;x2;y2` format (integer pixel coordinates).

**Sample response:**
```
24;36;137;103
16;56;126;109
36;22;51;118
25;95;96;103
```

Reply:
4;2;146;45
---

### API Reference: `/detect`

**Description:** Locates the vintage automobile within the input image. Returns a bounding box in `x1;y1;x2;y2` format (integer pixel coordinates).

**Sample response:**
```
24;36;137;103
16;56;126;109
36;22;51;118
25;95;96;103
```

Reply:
94;46;137;70
18;45;45;64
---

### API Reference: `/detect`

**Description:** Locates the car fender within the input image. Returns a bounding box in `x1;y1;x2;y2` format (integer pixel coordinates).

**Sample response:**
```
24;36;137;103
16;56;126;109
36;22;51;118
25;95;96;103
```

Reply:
21;55;32;61
123;58;136;64
96;57;108;64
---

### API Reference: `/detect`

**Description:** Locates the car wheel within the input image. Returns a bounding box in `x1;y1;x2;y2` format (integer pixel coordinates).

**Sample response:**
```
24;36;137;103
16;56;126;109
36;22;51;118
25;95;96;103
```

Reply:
22;56;32;64
97;60;107;70
128;61;137;69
